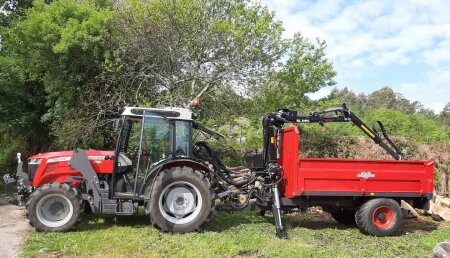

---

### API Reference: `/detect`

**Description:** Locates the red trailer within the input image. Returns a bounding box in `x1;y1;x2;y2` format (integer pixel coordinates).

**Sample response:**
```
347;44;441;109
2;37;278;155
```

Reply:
279;126;434;200
247;105;435;238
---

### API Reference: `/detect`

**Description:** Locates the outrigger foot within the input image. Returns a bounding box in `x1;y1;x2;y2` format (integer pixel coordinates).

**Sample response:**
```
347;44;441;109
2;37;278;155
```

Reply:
272;185;288;239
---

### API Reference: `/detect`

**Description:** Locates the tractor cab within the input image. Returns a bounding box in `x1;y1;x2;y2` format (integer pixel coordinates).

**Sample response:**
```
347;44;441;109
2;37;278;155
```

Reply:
112;107;195;198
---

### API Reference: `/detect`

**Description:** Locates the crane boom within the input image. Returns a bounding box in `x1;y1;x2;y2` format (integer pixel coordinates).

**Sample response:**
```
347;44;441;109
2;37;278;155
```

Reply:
262;103;403;167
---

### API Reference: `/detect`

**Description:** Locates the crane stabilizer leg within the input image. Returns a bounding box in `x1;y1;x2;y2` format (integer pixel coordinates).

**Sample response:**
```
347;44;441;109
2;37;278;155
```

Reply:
272;183;288;239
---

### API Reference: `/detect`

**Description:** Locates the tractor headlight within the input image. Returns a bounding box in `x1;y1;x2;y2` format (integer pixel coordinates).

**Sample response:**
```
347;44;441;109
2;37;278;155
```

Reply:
28;159;42;165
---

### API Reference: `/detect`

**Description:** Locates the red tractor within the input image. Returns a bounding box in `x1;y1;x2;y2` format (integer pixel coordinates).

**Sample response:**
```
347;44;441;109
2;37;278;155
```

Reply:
3;104;434;238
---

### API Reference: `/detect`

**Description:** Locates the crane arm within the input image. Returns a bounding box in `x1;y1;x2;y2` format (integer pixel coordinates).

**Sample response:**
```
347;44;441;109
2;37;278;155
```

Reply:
263;104;403;165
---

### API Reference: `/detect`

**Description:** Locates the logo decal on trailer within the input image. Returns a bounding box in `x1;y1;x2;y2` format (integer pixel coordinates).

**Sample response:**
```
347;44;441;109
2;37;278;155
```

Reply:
357;171;375;179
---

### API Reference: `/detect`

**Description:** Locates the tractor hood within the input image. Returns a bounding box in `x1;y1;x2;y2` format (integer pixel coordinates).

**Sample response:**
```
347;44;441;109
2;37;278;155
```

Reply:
28;150;115;161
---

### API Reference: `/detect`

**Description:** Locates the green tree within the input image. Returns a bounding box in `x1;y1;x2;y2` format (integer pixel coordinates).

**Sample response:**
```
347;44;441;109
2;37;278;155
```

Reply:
366;87;422;114
0;0;34;26
438;102;450;126
328;87;366;112
1;0;115;148
262;35;336;111
114;0;285;108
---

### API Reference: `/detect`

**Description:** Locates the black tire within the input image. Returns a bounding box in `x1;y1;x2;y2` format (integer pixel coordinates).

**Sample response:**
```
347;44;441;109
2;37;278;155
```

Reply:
355;198;402;236
330;209;356;225
26;183;83;232
148;166;213;233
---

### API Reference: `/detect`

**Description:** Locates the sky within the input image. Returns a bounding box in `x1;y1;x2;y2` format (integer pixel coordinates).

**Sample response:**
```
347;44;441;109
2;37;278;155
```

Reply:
261;0;450;112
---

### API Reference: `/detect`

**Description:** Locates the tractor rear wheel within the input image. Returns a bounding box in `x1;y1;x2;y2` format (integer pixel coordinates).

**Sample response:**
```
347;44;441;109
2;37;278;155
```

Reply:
26;183;83;232
330;209;356;225
148;166;213;233
355;198;402;236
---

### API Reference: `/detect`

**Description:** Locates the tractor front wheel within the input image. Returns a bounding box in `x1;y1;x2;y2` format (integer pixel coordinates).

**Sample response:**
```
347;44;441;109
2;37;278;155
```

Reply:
26;183;83;232
148;166;213;233
355;198;402;236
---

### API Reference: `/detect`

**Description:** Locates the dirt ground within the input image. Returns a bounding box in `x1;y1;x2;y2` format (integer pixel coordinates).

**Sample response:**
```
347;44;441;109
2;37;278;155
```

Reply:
0;196;29;258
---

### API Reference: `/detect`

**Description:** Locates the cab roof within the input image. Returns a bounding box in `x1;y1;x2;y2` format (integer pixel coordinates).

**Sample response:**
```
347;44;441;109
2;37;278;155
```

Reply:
120;107;194;121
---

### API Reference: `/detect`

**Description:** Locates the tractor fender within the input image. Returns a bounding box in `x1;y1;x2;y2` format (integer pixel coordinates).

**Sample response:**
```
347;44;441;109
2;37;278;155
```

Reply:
141;159;210;203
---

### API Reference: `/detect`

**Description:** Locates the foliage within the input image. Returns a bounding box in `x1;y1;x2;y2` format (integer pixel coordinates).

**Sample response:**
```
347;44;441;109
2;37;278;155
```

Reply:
327;87;449;143
111;0;288;121
439;102;450;126
329;87;425;115
261;35;336;111
0;0;34;26
363;109;448;143
0;0;115;152
0;0;448;180
0;0;116;176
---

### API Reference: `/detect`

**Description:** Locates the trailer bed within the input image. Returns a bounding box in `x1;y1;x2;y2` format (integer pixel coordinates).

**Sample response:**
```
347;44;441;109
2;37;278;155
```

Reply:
279;127;434;199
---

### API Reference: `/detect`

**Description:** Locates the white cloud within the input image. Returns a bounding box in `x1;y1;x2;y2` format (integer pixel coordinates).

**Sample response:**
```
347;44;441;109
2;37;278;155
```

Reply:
398;66;450;112
306;86;333;100
263;0;450;63
421;40;450;67
261;0;450;112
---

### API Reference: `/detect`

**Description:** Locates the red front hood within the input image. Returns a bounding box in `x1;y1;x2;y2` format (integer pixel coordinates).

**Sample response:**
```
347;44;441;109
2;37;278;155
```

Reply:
28;150;115;160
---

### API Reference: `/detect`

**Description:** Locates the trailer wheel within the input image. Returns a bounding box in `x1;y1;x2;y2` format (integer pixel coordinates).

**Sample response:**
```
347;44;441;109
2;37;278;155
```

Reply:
330;209;356;225
355;198;401;236
26;183;83;232
148;166;213;233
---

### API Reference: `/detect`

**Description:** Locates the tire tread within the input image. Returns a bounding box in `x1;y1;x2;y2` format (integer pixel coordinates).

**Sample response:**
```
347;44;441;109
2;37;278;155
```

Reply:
26;183;83;232
148;166;214;233
355;198;401;236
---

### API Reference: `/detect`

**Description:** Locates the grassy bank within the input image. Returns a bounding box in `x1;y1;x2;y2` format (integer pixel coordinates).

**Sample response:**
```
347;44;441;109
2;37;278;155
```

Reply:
23;211;449;258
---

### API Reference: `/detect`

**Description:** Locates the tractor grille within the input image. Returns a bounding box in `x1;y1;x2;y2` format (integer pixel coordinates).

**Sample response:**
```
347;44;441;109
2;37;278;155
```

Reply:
28;163;39;181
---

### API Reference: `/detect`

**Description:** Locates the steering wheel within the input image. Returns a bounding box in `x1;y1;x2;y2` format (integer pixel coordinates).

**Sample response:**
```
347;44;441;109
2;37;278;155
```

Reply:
126;145;140;158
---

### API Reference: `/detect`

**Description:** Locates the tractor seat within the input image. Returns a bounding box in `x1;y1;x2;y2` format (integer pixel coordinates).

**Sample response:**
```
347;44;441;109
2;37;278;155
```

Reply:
117;153;132;173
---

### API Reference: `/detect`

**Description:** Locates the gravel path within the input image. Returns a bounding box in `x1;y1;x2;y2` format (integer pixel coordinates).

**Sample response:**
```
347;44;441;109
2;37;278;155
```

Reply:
0;197;29;258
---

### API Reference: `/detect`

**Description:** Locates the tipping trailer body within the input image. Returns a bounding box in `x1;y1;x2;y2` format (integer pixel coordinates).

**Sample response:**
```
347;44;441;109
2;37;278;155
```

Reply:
278;126;434;200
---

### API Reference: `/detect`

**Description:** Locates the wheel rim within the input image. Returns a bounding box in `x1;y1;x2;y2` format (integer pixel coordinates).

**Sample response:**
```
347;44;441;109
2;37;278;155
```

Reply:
158;181;203;225
36;194;74;228
373;206;394;229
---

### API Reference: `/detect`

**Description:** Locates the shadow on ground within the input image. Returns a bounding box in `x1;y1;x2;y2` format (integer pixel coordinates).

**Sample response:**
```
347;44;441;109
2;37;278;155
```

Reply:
75;214;150;231
74;210;440;237
398;217;440;235
203;211;274;232
286;211;439;236
76;211;275;232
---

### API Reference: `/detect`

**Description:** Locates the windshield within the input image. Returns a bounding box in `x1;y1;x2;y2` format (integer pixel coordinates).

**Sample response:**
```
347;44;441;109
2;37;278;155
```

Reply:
140;112;173;163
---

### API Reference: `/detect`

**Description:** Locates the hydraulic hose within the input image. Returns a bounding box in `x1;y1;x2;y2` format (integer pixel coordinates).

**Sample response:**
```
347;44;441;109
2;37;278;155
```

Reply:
193;141;257;187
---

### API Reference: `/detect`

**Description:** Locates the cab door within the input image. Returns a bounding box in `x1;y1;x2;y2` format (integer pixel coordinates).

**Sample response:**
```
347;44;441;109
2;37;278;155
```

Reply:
113;111;191;198
132;111;174;197
112;116;143;198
